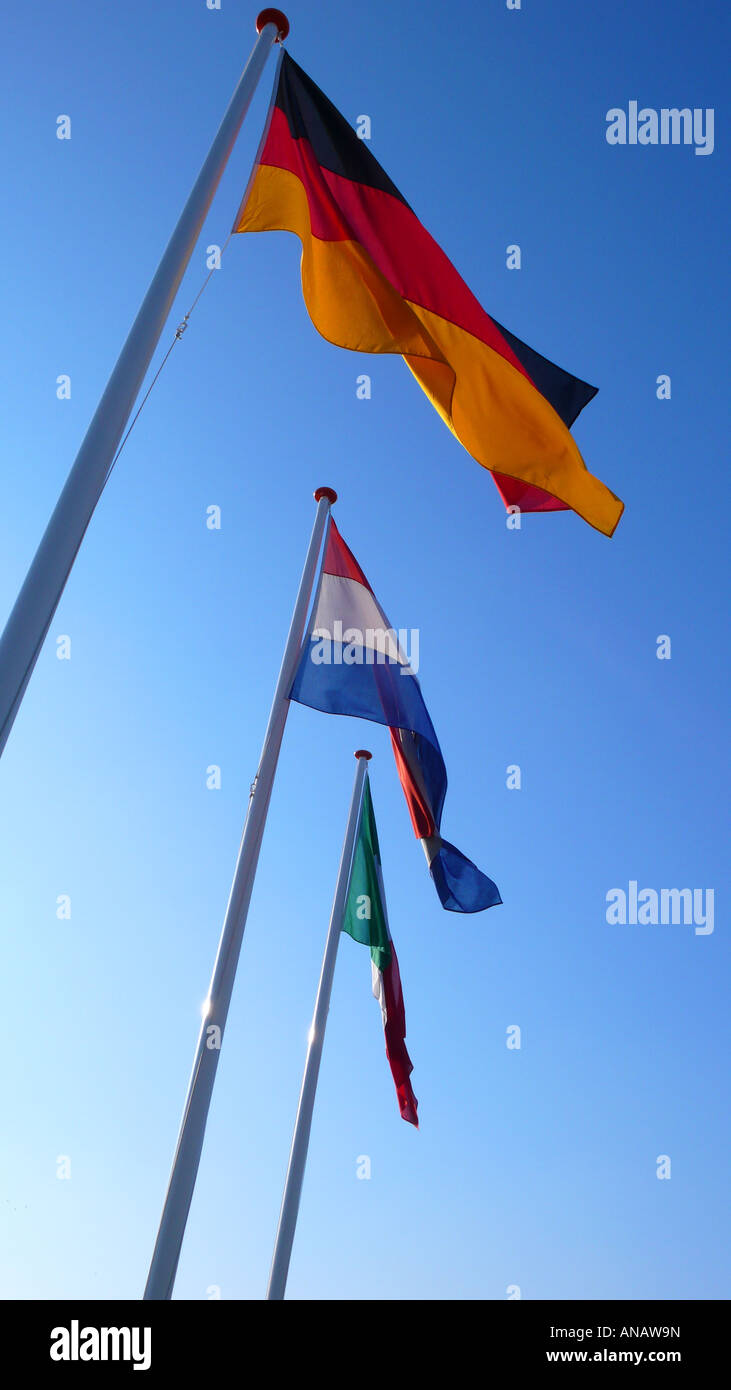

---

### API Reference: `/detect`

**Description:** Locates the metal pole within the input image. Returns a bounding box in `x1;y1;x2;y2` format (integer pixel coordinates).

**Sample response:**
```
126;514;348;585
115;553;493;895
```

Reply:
266;749;372;1301
143;485;336;1301
0;10;290;759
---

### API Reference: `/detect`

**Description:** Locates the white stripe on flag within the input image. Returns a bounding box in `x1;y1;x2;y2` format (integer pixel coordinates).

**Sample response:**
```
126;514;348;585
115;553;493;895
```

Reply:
313;574;409;664
371;958;387;1026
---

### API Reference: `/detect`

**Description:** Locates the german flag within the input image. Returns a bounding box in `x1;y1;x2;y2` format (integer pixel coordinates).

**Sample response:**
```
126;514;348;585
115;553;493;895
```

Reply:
235;53;623;537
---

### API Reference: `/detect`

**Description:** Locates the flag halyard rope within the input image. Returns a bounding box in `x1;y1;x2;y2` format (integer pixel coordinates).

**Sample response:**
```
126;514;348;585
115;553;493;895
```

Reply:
105;229;234;485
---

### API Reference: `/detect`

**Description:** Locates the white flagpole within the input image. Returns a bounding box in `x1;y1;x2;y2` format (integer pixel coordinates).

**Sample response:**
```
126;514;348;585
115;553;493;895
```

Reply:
267;749;372;1302
0;9;289;760
143;485;336;1301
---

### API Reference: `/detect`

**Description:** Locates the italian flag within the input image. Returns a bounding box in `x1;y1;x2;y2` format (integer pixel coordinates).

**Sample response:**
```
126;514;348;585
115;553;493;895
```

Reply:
342;773;418;1127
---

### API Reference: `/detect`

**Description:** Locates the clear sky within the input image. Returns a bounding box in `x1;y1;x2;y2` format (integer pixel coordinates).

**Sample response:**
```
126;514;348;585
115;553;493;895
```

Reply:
1;0;728;1301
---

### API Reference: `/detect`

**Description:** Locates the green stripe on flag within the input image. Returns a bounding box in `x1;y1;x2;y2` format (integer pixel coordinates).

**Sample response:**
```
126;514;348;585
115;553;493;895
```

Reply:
342;775;391;974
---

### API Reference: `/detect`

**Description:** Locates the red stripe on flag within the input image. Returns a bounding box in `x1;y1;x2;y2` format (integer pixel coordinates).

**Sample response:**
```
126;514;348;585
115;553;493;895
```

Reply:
492;473;570;513
383;948;418;1127
323;518;374;590
390;728;437;840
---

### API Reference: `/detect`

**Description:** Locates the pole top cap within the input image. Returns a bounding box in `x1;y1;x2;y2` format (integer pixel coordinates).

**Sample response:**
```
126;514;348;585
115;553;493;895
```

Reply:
256;9;290;40
354;750;372;761
314;487;337;505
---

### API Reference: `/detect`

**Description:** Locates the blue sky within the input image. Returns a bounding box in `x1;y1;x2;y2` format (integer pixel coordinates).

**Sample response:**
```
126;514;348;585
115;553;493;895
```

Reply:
1;0;728;1300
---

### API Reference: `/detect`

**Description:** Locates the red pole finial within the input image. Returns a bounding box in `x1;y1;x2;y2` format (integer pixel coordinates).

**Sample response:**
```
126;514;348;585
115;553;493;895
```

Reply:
314;487;337;505
256;9;290;40
354;750;372;761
